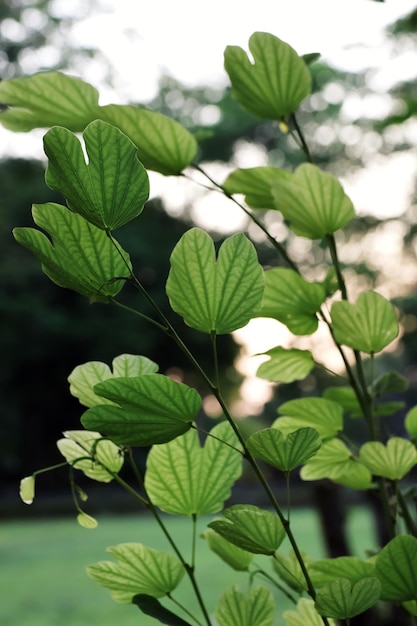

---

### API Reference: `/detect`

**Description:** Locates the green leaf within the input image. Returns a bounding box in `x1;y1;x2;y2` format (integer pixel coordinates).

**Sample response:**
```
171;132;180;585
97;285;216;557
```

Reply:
300;439;372;489
13;203;131;302
315;577;381;619
359;438;417;480
271;163;355;239
68;354;158;408
224;32;311;120
259;268;326;335
215;586;274;626
331;291;398;354
256;347;314;383
56;430;123;482
166;228;264;334
202;528;253;571
284;598;336;626
371;371;409;395
19;475;35;505
403;600;417;616
81;374;201;446
99;104;197;175
323;386;362;416
87;543;185;603
44;120;149;231
222;166;291;209
308;557;375;588
273;549;312;593
0;72;99;132
375;535;417;602
145;422;242;516
132;595;192;626
208;505;285;555
274;397;343;440
405;406;417;440
77;512;99;529
247;427;321;472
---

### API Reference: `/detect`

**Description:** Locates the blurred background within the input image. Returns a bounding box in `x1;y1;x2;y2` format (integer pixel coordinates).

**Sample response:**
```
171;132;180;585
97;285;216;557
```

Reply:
1;1;417;625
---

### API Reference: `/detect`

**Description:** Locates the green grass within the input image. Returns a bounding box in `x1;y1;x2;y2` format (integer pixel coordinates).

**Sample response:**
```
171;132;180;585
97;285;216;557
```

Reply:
0;507;377;626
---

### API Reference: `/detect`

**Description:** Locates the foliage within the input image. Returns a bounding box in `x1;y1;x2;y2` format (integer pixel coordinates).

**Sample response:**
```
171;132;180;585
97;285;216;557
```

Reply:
4;28;417;626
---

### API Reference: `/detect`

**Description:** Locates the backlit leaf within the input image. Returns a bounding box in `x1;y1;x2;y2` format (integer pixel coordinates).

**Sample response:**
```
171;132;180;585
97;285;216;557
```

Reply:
257;347;314;383
300;439;372;489
223;166;291;208
247;427;321;472
13;203;131;302
272;163;355;239
209;505;285;555
375;535;417;602
68;354;158;408
57;430;123;482
145;422;242;516
215;586;274;626
284;598;336;626
274;397;343;440
99;104;197;175
309;557;374;588
0;72;99;131
405;406;417;440
202;528;253;571
81;375;200;446
77;512;98;529
315;577;381;619
273;549;312;593
87;543;184;603
259;268;326;335
359;438;417;480
331;291;398;354
44;120;149;230
19;475;35;505
166;228;264;334
224;32;311;120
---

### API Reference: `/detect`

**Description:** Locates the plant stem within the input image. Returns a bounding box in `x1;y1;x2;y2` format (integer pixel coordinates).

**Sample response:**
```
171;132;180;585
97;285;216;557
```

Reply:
397;488;417;537
252;568;298;603
290;113;314;163
168;594;204;626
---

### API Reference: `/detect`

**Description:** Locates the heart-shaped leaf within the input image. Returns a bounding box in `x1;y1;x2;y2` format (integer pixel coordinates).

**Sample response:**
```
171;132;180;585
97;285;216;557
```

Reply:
99;104;197;175
44;120;149;231
308;557;375;588
87;543;185;603
259;268;326;335
222;166;291;209
13;203;131;302
273;549;312;593
359;438;417;480
166;228;264;334
247;427;321;472
274;397;343;440
132;595;192;626
0;71;100;131
256;347;314;383
81;374;201;446
272;163;355;239
300;439;372;489
208;505;285;555
375;535;417;602
284;598;336;626
323;387;362;416
315;577;381;619
331;291;398;354
144;421;242;516
224;32;311;120
202;528;253;571
68;354;158;408
57;430;123;482
371;371;409;396
215;586;274;626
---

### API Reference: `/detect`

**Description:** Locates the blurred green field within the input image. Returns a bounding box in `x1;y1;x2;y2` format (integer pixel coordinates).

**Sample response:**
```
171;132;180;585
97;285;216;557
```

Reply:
0;507;376;626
